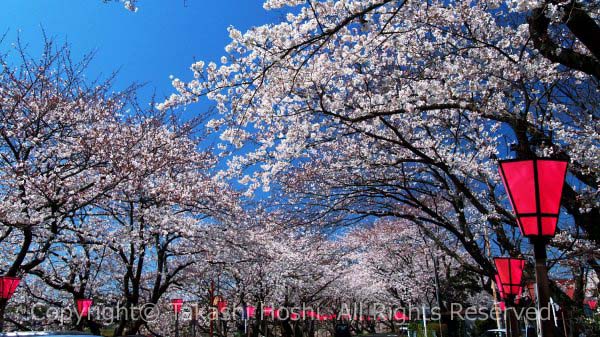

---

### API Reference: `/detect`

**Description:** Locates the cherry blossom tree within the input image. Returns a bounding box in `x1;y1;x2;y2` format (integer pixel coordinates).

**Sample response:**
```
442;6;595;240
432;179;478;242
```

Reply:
94;111;241;336
161;0;599;330
0;39;243;334
336;219;487;333
23;109;237;335
338;220;465;306
0;39;138;330
2;1;599;334
151;217;353;337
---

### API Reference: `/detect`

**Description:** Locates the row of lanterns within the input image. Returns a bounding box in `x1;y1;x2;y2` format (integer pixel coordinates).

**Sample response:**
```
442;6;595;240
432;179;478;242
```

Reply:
1;276;93;318
242;307;407;321
170;299;411;321
1;158;597;336
496;158;566;337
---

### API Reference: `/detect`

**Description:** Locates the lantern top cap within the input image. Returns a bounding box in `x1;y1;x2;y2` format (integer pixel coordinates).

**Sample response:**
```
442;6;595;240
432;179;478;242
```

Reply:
493;256;527;265
493;256;526;261
498;157;568;163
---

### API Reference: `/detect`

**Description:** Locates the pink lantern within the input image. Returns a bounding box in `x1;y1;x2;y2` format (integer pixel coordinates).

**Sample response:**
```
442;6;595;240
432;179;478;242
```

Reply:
586;299;597;311
393;311;408;321
245;305;256;318
217;299;228;313
76;298;93;317
290;312;299;320
171;298;184;314
263;306;274;317
498;159;568;238
494;257;526;299
0;276;21;300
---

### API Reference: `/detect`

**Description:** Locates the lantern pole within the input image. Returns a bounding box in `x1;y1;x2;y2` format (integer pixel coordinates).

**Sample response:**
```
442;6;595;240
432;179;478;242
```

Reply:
0;302;5;332
532;240;554;337
422;306;427;337
530;159;554;337
505;295;521;337
491;285;503;332
432;254;444;337
485;226;503;332
171;299;183;337
175;308;180;337
498;158;568;337
192;304;198;337
210;279;215;337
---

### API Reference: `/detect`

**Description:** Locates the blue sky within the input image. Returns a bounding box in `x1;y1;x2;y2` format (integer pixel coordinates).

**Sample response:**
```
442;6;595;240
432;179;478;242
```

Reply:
0;0;286;198
0;0;281;103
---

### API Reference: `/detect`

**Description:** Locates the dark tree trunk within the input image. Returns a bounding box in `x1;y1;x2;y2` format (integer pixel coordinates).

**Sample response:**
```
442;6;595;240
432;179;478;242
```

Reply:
0;300;7;332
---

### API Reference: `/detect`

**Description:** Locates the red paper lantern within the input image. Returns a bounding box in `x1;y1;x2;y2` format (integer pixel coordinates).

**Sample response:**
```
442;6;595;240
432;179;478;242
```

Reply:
217;299;228;313
290;312;299;320
494;257;525;299
498;158;568;238
245;305;256;318
171;298;184;314
263;306;274;317
586;299;598;311
76;298;93;317
393;311;408;321
0;276;21;300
